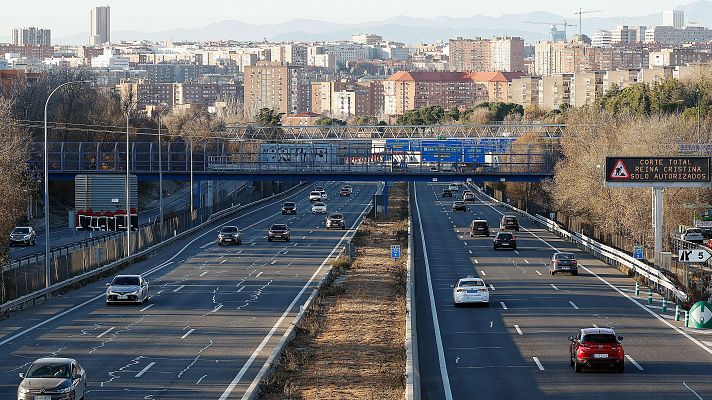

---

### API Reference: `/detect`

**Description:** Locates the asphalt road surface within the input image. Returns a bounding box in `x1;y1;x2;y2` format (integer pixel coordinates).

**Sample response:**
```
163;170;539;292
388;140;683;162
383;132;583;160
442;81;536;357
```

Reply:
413;181;712;400
0;181;375;399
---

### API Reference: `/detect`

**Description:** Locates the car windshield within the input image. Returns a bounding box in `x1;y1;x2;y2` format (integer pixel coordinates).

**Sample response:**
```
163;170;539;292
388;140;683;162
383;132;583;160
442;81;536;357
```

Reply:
112;276;140;286
221;226;238;233
687;229;702;234
314;202;325;207
454;201;464;205
284;203;295;207
556;253;576;260
581;334;618;343
271;224;287;230
329;214;343;219
473;222;487;227
310;191;320;195
497;233;513;239
505;217;517;223
12;228;30;234
459;280;485;287
26;362;71;379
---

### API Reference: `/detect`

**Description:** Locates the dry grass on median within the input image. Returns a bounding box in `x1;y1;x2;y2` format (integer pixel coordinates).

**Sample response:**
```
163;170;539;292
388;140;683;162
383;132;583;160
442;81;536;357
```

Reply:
261;183;408;400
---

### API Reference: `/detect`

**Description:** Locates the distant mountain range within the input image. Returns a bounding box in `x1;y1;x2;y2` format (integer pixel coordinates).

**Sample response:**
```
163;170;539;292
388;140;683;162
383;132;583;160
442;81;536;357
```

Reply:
44;1;712;46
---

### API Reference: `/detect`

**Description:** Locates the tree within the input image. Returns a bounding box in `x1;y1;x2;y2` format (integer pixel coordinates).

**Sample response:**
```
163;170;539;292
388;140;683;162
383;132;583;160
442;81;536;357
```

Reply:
255;108;283;127
315;117;346;126
0;99;32;302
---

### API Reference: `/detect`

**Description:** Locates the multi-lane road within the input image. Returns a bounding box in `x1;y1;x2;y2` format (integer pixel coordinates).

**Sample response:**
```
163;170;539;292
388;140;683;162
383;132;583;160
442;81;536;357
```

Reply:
413;181;712;400
0;181;376;399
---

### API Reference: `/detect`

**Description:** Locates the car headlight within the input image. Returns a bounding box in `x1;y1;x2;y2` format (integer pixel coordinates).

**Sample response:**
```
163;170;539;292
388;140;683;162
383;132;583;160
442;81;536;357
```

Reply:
17;386;29;394
57;386;71;394
23;235;30;239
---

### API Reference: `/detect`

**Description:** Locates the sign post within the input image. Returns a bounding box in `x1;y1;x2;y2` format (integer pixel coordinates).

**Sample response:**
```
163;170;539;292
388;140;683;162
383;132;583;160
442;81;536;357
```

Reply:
391;245;401;262
605;156;712;264
633;246;644;260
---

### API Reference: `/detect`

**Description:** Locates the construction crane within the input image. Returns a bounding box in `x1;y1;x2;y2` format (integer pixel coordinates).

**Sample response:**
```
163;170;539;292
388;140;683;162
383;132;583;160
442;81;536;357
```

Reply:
524;21;578;42
574;8;602;37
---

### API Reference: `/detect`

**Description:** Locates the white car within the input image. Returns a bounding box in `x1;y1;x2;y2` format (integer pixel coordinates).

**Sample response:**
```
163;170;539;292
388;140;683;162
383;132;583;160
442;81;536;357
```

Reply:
106;274;149;304
311;202;327;214
448;184;459;192
453;277;489;306
682;228;705;244
309;191;322;202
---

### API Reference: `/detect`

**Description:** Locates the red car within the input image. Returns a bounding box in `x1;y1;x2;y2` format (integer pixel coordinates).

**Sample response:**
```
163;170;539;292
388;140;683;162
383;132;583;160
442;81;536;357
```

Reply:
340;188;351;196
569;327;625;373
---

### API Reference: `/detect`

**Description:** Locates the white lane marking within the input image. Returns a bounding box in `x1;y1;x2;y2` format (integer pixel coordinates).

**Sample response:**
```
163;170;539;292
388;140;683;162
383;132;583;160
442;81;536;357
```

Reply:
135;361;155;378
220;260;227;264
199;271;208;277
213;304;223;313
468;250;473;254
514;250;520;255
96;327;114;338
533;357;545;371
237;250;243;254
684;382;704;400
569;301;579;310
181;329;196;339
489;284;495;291
550;284;559;291
412;185;454;400
524;259;530;264
173;285;185;293
236;286;245;293
270;260;277;265
140;304;154;312
535;270;542;276
500;302;508;310
255;271;264;278
625;355;644;370
514;325;523;335
200;242;212;249
0;185;316;348
480;270;485;275
196;374;208;385
463;242;468;246
221;191;373;400
473;259;479;264
592;324;599;328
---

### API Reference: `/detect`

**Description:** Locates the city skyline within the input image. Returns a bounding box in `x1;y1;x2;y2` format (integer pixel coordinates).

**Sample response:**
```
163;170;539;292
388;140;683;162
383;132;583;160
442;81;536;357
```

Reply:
0;0;700;41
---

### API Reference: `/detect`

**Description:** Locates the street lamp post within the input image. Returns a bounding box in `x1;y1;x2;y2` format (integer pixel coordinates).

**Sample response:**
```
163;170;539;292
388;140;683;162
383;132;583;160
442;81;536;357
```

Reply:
43;80;91;289
157;106;172;241
125;110;131;257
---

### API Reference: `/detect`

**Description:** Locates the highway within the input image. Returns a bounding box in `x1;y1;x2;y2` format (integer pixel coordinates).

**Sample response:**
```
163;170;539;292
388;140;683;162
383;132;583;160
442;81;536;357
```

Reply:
412;181;712;400
9;181;245;261
0;180;375;399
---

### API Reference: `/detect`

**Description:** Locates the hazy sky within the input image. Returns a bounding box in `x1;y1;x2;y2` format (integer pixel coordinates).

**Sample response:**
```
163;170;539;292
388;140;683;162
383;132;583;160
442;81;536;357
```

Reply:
0;0;689;38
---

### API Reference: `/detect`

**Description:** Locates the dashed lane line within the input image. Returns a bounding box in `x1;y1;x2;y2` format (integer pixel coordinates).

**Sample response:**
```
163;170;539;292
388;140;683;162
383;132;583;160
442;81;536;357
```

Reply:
533;357;545;371
569;301;579;310
181;329;195;339
626;355;644;370
135;361;155;378
96;327;114;338
514;325;523;335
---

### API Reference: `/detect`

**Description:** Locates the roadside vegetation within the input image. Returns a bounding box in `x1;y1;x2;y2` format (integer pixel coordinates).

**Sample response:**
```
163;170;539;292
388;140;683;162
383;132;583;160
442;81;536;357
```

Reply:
261;183;408;400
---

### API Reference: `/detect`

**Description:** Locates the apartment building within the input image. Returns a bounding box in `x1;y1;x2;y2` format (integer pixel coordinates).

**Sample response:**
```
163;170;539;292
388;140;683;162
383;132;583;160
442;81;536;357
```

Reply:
569;72;604;107
490;37;526;72
649;48;712;68
448;38;491;71
508;76;541;108
645;26;712;45
534;42;596;75
312;80;383;119
270;44;308;66
118;80;175;109
352;34;383;45
324;44;370;68
12;27;51;47
0;44;53;61
90;6;111;45
538;74;572;110
175;82;242;106
383;71;474;115
243;61;308;117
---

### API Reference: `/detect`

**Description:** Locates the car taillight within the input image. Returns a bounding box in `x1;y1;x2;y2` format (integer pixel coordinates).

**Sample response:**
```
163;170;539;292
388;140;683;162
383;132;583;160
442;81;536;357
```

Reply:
479;288;488;292
571;260;577;264
579;342;590;348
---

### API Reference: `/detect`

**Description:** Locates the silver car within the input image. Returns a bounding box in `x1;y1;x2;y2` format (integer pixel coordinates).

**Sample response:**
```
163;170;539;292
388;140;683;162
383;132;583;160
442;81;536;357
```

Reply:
106;274;149;304
218;226;242;245
17;357;87;400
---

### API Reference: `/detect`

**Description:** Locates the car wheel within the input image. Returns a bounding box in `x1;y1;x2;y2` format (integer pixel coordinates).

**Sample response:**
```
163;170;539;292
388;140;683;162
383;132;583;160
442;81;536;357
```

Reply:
617;361;624;373
493;246;497;250
268;238;272;242
237;240;242;245
574;362;583;373
512;246;517;250
570;356;574;367
286;237;290;242
32;240;36;246
483;302;490;307
550;270;554;275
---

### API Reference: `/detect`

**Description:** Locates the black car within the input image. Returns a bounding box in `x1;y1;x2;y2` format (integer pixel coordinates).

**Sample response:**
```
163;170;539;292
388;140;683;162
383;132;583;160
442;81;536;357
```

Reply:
452;201;467;212
500;215;520;231
469;220;490;237
282;202;297;214
550;252;578;275
493;232;517;250
268;224;290;242
442;189;453;198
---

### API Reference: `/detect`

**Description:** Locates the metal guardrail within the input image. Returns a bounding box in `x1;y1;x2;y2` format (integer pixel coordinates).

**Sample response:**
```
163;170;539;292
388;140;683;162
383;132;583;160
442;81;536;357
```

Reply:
472;185;688;302
0;182;308;314
405;183;420;400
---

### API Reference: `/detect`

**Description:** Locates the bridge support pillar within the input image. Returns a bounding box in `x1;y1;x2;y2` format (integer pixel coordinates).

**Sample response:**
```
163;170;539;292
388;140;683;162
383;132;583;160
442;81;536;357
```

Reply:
383;182;389;217
196;180;202;209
